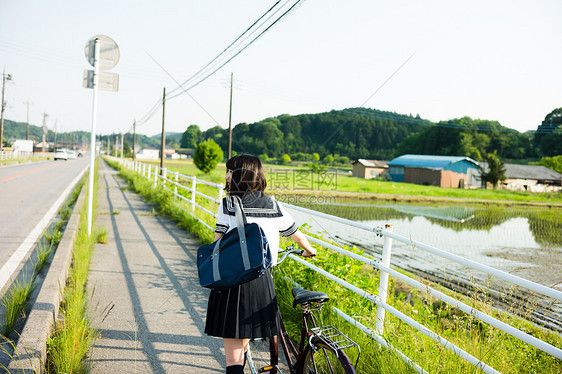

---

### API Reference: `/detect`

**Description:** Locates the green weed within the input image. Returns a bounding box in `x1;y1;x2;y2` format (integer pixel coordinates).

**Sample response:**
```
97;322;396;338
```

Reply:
96;229;108;244
0;276;36;336
44;227;62;246
34;243;54;274
59;204;71;222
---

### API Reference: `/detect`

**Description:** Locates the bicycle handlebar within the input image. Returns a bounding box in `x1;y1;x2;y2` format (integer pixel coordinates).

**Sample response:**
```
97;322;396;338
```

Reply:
277;245;303;265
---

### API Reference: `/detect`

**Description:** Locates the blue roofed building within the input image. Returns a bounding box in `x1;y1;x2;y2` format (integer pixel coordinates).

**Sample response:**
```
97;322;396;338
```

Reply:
387;154;480;188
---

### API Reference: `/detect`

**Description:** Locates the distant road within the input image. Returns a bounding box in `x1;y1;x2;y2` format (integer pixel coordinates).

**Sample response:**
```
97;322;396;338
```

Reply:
0;158;89;284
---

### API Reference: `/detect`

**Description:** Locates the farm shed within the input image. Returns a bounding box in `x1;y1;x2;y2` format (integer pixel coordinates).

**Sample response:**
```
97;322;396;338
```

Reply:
388;154;480;188
352;159;388;179
479;162;562;192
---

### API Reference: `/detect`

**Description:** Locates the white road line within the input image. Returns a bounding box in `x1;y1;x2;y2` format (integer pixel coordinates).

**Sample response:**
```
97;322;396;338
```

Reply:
0;164;89;293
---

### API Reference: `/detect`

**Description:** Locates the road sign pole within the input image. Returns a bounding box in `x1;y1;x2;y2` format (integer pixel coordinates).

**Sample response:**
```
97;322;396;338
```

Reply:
87;38;100;236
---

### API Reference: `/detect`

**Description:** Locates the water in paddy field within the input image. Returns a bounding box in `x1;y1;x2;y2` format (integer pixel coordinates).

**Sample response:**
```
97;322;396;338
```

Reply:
283;201;562;332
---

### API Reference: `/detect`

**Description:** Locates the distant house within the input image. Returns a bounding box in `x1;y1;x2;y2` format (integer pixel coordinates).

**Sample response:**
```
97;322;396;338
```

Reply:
388;154;480;188
352;159;388;179
479;162;562;192
34;141;51;152
135;148;160;160
164;148;188;159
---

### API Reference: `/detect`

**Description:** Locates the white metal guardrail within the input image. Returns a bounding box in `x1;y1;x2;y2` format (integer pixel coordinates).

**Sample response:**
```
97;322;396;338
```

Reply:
114;158;223;232
111;157;562;374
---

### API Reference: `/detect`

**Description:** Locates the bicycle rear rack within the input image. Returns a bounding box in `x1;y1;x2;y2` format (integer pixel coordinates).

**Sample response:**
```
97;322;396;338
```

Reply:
310;325;361;367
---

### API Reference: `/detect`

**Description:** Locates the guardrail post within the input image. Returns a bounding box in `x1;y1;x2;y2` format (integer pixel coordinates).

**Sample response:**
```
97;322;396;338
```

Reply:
218;183;224;202
162;168;167;189
191;177;196;211
153;166;158;187
174;171;179;196
376;224;393;336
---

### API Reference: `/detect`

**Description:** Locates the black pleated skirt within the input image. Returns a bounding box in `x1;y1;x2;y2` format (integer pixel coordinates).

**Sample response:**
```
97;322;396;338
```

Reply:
205;268;280;339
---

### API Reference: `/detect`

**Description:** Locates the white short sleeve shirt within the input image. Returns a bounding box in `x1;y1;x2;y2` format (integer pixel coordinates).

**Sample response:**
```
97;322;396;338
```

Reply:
215;194;298;265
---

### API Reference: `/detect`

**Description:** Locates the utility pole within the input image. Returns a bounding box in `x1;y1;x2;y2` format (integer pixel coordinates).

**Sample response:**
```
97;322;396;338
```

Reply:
228;72;234;159
53;121;58;149
25;100;30;140
107;136;110;156
115;135;118;157
120;132;124;161
1;69;13;152
42;113;48;154
160;87;166;174
132;119;136;161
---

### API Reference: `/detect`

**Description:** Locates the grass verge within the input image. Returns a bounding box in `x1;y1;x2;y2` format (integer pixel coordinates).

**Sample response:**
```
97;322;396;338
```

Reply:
46;160;103;373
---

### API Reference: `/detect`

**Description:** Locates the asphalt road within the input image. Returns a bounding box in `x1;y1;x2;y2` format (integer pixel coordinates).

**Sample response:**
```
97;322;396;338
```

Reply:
0;157;89;281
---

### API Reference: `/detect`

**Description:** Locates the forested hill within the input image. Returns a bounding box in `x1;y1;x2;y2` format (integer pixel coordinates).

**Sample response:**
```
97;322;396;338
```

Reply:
205;108;430;160
189;107;543;161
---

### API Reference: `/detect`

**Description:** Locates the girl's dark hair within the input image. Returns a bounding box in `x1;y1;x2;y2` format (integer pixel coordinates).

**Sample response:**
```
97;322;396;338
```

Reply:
226;154;267;196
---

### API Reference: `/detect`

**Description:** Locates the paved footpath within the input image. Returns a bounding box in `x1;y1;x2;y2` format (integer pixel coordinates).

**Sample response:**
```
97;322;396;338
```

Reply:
88;160;224;373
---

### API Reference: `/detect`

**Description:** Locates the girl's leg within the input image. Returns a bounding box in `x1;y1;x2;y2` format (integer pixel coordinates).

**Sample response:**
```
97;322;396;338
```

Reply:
224;338;249;366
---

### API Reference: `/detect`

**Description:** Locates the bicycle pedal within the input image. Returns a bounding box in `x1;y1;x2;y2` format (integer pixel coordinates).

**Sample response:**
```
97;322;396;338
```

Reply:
258;365;279;373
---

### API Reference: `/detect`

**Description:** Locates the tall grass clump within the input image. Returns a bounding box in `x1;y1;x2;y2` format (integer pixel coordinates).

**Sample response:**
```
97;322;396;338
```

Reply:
46;161;100;373
0;276;36;336
34;243;55;274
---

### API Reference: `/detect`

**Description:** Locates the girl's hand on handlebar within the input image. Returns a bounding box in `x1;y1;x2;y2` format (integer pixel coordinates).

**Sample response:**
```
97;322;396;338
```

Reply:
302;248;316;258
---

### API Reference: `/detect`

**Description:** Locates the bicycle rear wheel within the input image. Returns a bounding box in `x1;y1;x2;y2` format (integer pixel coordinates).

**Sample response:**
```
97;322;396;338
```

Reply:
300;338;356;374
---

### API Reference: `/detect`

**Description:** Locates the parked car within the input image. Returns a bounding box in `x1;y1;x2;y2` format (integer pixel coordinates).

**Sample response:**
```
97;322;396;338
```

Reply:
67;150;77;159
54;149;68;161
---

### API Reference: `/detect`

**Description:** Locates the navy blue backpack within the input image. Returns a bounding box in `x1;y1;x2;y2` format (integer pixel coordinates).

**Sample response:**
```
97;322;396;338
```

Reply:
197;196;272;290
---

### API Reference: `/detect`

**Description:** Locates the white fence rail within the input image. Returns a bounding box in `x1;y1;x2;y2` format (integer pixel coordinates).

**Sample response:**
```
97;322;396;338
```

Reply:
0;150;33;160
111;157;562;373
116;158;223;232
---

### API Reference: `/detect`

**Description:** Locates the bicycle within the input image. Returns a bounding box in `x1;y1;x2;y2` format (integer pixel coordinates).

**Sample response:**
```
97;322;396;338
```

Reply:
246;246;360;374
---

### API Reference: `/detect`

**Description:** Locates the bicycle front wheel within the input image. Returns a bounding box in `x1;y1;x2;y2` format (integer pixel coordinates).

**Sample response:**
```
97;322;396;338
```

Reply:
300;338;356;374
247;337;273;374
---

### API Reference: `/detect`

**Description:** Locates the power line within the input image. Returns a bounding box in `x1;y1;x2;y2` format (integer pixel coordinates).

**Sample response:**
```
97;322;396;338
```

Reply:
168;0;306;101
134;0;306;132
167;0;286;97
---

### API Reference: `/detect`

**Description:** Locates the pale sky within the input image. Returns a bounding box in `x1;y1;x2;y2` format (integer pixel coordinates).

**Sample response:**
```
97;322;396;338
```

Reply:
1;0;561;138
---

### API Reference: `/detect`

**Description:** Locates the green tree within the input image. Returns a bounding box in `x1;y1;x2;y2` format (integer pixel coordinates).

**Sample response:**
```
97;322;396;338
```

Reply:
123;140;132;157
258;153;269;162
323;154;334;165
194;139;223;174
312;153;320;162
280;154;291;165
335;155;349;165
534;107;562;157
180;124;202;149
534;155;562;173
481;151;506;189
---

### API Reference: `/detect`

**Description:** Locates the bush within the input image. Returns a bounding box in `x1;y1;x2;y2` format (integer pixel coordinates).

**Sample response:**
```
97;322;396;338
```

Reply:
194;139;223;174
280;154;291;165
323;154;334;165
